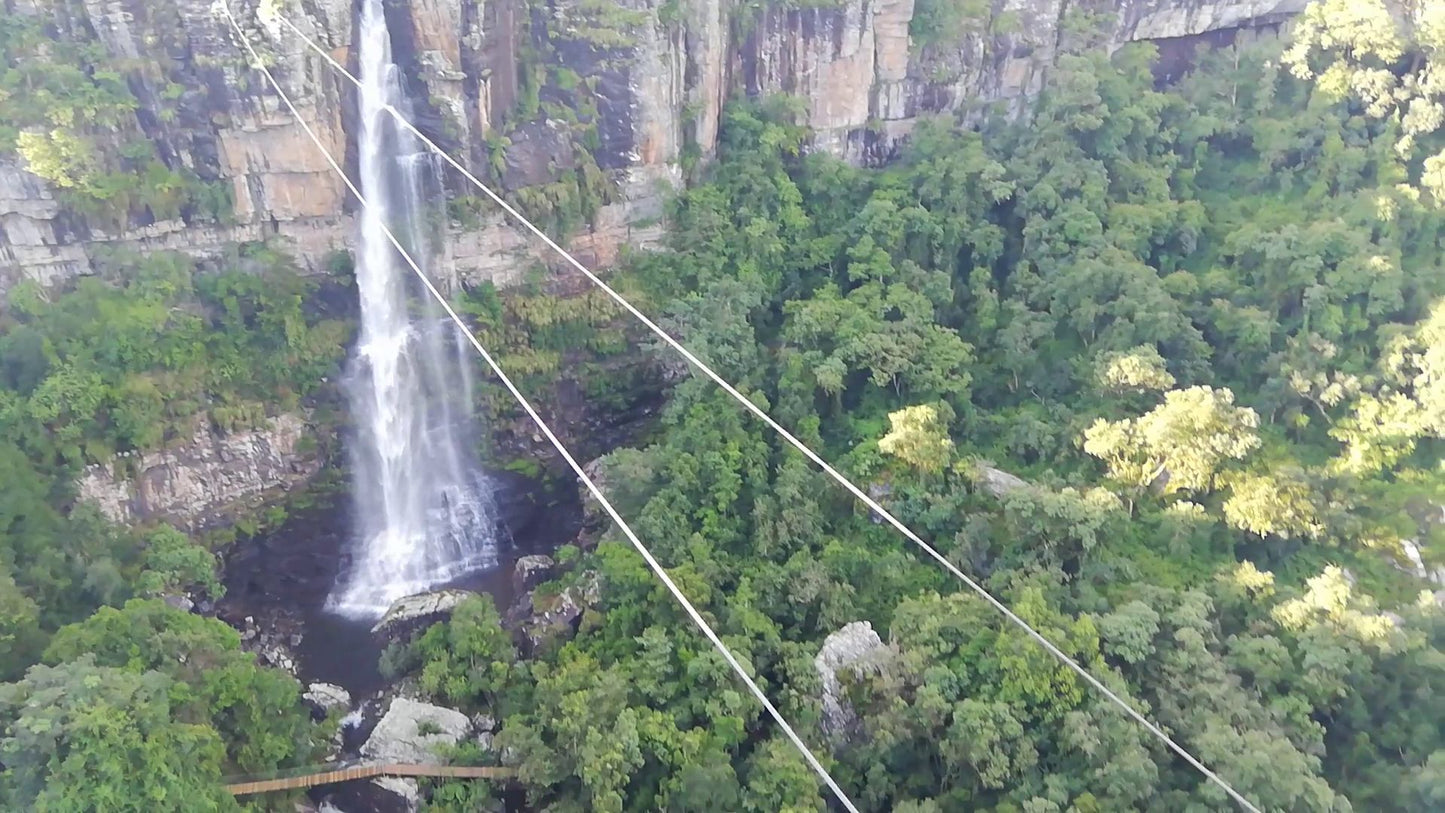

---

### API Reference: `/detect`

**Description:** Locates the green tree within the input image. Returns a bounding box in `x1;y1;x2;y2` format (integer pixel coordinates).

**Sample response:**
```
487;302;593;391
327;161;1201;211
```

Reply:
0;658;237;811
134;526;223;599
411;595;517;709
43;600;317;773
1284;0;1445;195
878;404;955;474
1083;386;1262;494
1221;468;1327;540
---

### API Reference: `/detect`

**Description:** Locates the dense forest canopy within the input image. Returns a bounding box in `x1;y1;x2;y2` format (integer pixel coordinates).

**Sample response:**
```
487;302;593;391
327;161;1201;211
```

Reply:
1;1;1445;810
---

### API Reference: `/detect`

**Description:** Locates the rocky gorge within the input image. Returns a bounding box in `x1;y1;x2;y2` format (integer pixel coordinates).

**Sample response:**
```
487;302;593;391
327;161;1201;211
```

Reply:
2;1;1352;810
5;0;1313;543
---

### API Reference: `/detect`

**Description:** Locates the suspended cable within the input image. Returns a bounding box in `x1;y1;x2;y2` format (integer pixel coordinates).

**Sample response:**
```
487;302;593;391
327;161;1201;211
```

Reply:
255;9;1257;811
218;6;859;811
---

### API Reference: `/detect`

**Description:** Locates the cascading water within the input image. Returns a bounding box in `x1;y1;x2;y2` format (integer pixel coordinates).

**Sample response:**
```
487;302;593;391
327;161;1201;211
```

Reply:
329;0;502;617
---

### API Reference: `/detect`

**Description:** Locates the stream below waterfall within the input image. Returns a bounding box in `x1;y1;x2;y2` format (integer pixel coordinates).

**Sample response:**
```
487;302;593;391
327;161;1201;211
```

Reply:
218;468;581;695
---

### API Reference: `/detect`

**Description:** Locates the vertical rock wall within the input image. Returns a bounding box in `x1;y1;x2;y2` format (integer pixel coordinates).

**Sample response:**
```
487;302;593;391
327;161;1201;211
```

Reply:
0;0;1305;297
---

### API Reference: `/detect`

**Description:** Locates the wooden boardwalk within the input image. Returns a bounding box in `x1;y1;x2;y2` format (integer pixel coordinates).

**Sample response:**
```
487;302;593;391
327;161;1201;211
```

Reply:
226;763;515;795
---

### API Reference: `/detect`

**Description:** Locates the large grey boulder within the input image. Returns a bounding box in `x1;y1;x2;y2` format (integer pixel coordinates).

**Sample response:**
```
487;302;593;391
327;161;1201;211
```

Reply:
815;621;892;745
372;589;476;636
512;555;556;595
360;698;472;765
976;464;1030;498
303;682;352;717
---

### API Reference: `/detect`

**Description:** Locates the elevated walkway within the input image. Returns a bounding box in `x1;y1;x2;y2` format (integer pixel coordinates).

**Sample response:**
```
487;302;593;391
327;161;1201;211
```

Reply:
226;762;514;795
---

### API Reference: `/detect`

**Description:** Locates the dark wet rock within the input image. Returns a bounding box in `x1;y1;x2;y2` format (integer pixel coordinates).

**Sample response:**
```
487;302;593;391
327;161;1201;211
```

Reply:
576;457;612;544
220;466;583;695
372;777;420;809
317;778;416;813
512;554;556;595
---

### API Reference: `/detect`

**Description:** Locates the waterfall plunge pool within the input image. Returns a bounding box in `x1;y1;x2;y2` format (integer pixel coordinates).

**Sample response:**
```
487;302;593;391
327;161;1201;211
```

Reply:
218;467;582;695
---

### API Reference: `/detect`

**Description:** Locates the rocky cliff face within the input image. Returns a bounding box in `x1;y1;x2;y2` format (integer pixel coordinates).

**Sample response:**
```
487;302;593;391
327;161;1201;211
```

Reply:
75;412;321;528
0;0;1302;298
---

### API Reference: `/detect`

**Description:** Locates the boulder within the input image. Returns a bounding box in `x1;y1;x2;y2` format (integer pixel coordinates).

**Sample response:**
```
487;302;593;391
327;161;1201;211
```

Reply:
162;594;194;613
303;682;352;717
514;572;602;653
360;698;472;765
373;777;419;809
318;776;416;813
977;465;1030;498
472;713;499;753
372;589;476;637
1398;539;1445;587
815;621;893;745
512;555;556;595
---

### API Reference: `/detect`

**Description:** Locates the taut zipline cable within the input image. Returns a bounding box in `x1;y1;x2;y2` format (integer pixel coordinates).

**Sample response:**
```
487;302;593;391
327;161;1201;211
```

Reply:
244;6;1259;810
219;6;860;811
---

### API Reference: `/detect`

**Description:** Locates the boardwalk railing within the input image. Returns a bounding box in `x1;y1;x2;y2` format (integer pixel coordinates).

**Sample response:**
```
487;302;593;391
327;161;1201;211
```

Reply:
226;762;515;795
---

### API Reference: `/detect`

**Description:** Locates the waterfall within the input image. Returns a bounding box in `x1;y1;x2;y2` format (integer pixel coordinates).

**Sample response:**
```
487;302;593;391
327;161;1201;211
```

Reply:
328;0;501;617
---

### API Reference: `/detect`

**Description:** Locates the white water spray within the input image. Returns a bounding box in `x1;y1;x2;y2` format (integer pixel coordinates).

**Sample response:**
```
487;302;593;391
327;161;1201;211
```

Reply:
329;0;501;617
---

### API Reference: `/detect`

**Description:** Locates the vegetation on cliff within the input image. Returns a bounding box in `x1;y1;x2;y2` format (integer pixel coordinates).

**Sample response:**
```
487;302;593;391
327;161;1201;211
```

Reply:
398;24;1445;813
0;2;231;229
0;244;343;806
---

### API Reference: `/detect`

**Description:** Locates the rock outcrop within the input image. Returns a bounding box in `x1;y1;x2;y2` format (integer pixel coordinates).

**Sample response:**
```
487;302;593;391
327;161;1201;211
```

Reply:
74;413;319;529
976;464;1031;498
361;697;473;764
304;682;353;717
1400;539;1445;587
575;456;613;544
1;0;1304;301
353;697;474;808
372;589;476;637
815;620;893;745
509;571;601;652
512;554;556;595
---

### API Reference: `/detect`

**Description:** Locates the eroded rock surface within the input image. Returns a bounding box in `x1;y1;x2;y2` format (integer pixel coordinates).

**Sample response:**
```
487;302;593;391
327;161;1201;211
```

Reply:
304;682;353;717
360;697;473;764
2;0;1305;300
513;554;557;595
75;413;319;529
815;620;893;744
372;589;477;637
